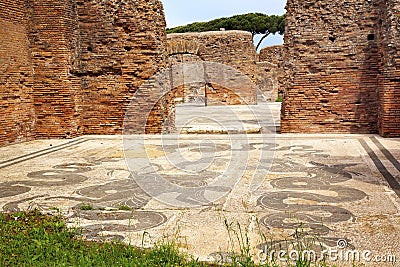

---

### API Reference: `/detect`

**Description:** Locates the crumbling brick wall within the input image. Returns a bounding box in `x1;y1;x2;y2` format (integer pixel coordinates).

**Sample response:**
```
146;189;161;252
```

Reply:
257;45;285;101
377;0;400;137
74;0;167;135
0;0;35;145
0;0;168;145
282;0;381;134
282;0;399;136
28;0;81;139
166;39;205;104
167;31;257;105
2;0;398;145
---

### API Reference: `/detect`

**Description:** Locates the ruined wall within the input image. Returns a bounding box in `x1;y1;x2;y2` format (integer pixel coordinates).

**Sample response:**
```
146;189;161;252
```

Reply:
282;0;381;133
28;0;81;139
167;31;257;105
259;45;284;63
377;0;400;137
0;0;35;146
166;39;205;104
257;45;285;101
74;0;167;135
0;0;168;145
2;0;398;144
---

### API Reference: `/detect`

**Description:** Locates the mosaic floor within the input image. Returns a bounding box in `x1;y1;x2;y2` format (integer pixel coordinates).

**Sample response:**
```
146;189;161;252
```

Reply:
0;134;399;266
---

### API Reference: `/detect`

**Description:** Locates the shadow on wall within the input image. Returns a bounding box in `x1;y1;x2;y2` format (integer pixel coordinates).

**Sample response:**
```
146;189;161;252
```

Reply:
352;31;380;134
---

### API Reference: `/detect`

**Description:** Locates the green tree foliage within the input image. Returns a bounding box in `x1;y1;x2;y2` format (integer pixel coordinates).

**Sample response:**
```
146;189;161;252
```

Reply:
166;13;285;50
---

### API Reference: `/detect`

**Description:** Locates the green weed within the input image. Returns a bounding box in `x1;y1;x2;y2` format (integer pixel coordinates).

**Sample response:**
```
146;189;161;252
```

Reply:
118;205;133;211
79;203;94;211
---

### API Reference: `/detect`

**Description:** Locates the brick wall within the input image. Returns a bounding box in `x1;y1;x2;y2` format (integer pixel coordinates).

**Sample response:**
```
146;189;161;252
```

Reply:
2;0;398;145
282;0;381;133
28;0;81;139
377;0;400;137
167;31;257;105
0;0;35;146
282;0;399;136
167;40;205;104
0;0;168;145
73;0;167;135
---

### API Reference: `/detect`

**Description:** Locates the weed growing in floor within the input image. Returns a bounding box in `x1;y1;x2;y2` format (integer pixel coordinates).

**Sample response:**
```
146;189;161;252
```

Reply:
79;203;94;211
220;217;340;267
119;205;133;211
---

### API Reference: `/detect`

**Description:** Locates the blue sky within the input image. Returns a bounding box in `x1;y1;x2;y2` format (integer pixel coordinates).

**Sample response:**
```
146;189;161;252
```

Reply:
161;0;287;48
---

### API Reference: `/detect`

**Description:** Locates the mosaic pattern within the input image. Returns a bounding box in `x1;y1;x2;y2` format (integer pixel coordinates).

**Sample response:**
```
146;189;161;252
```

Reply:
255;145;369;252
1;156;166;241
0;135;399;260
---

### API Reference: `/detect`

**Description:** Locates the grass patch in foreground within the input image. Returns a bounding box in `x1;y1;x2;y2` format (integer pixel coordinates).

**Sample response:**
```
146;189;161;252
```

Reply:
0;210;338;267
0;210;206;267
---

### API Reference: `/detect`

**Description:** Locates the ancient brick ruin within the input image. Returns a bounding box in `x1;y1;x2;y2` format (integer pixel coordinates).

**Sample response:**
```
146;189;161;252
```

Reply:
377;0;400;137
1;0;399;146
0;0;167;146
282;0;400;137
1;0;35;146
167;31;257;105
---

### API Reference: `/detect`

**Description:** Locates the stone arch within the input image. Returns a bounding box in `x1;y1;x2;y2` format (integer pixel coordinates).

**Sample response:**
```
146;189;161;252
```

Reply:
167;39;205;59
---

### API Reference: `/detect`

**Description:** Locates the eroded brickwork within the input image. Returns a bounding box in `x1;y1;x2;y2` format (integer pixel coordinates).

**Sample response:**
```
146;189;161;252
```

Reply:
73;0;167;135
282;0;381;133
167;31;257;105
28;0;81;139
1;0;399;145
0;0;167;145
0;0;35;145
377;0;400;137
258;45;285;101
282;0;399;136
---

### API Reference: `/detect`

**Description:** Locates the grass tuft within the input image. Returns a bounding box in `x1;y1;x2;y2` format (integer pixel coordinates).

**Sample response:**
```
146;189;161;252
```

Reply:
118;205;133;211
79;204;94;211
275;95;283;102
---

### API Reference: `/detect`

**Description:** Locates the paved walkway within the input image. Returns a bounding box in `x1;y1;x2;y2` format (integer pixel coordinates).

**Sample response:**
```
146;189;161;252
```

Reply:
175;102;281;134
0;106;400;266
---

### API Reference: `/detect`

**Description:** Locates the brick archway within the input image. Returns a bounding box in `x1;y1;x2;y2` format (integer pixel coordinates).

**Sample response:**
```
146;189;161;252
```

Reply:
167;39;205;60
